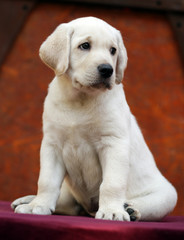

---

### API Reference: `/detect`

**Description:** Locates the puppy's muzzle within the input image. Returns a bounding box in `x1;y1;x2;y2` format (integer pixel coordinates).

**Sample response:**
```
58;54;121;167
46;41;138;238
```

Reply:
98;64;113;79
91;64;113;90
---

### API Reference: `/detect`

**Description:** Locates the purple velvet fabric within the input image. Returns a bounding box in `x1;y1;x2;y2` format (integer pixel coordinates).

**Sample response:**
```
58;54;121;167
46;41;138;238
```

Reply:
0;201;184;240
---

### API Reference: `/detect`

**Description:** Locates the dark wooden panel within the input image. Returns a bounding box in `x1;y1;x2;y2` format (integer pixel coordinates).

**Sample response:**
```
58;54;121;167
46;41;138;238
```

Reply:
168;13;184;64
0;0;36;66
60;0;184;11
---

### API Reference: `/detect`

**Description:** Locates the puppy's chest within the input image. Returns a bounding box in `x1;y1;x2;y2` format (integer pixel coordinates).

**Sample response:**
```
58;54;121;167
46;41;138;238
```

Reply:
62;131;102;184
62;123;102;192
46;103;105;192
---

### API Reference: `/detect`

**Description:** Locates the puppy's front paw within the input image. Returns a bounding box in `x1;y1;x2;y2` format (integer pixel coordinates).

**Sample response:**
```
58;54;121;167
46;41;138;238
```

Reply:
95;208;130;221
11;195;36;210
15;202;53;215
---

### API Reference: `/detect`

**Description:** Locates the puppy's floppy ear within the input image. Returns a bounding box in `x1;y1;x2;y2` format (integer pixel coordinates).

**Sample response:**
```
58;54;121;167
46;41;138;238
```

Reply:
115;31;128;84
39;23;73;76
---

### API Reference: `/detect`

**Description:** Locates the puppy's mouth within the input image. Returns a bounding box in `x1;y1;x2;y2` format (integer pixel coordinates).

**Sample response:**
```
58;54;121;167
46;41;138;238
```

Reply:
90;79;112;90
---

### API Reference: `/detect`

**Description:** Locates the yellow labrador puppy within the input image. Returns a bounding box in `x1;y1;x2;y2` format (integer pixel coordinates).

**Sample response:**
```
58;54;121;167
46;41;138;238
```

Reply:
12;17;177;221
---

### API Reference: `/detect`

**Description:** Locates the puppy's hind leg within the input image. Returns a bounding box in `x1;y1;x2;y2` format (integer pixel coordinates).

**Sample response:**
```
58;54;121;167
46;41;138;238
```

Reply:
128;181;177;221
55;181;87;216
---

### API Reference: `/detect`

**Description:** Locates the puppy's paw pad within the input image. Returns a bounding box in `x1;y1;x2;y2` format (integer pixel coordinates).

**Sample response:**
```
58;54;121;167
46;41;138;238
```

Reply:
124;203;141;221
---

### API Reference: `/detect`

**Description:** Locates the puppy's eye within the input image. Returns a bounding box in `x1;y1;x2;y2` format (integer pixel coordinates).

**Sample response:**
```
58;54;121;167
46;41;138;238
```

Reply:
79;42;91;50
110;47;116;55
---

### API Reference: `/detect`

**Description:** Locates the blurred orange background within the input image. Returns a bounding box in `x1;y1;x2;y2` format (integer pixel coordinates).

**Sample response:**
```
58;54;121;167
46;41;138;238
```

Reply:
0;2;183;216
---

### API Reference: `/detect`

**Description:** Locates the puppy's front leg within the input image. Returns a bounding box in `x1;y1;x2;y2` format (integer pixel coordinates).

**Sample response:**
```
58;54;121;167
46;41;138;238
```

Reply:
96;141;130;221
15;137;65;215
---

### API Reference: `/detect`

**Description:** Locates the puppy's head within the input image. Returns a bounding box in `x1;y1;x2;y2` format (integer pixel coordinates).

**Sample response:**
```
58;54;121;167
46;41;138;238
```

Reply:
39;17;127;91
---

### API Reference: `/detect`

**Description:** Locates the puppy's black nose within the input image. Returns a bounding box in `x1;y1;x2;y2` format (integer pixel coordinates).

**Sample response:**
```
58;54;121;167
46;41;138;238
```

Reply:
98;64;113;79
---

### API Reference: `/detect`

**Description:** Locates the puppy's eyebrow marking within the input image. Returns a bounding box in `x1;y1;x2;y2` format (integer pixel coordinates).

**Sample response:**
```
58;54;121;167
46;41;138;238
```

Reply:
77;36;92;46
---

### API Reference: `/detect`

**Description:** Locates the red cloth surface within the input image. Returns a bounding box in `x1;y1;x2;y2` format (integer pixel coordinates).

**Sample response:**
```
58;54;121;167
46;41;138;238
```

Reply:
0;201;184;240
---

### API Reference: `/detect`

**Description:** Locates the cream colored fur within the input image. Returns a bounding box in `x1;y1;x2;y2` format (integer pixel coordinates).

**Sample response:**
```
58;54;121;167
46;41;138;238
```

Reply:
12;17;177;221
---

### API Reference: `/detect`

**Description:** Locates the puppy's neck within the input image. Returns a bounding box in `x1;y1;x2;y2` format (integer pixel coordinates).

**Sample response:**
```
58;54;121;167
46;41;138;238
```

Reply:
52;75;103;108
